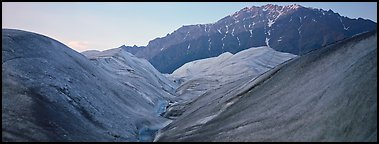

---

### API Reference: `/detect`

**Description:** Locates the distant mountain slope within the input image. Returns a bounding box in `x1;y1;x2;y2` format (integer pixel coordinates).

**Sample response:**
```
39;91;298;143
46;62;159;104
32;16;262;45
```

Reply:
2;29;174;142
119;45;146;55
167;46;295;103
80;50;101;58
156;31;377;141
129;4;376;73
82;47;178;101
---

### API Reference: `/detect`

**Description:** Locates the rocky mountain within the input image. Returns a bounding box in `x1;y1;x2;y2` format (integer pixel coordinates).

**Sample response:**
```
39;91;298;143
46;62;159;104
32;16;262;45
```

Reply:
2;4;377;142
119;45;146;55
2;29;176;142
155;31;377;141
127;4;376;73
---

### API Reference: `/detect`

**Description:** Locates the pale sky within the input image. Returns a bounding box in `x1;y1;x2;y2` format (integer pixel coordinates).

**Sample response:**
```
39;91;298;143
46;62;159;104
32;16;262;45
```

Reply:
2;2;377;52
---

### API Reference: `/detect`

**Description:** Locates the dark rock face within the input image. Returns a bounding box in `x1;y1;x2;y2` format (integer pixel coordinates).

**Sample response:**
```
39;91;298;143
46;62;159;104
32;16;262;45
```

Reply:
132;4;376;73
2;29;173;142
119;45;146;55
156;31;377;142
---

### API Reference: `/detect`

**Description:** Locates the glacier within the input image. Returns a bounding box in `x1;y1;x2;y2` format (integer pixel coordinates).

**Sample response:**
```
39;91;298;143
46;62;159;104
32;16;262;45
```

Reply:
156;31;377;142
2;29;176;142
2;28;376;142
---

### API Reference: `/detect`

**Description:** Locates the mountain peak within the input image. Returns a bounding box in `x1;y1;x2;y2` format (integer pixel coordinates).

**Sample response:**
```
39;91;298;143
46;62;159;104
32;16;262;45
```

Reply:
285;4;303;9
264;4;304;12
232;4;305;19
260;4;304;11
262;4;281;10
134;3;376;74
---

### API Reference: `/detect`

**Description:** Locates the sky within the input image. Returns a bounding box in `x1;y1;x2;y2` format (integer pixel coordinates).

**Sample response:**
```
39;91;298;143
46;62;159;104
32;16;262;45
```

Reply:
2;2;377;52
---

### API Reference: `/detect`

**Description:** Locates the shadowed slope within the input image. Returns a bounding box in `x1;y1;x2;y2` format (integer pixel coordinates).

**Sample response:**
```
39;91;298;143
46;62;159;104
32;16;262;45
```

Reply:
157;31;377;142
2;29;174;142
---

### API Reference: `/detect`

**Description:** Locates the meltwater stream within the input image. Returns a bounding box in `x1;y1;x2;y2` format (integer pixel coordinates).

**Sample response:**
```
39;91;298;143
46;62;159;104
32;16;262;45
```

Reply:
137;100;173;142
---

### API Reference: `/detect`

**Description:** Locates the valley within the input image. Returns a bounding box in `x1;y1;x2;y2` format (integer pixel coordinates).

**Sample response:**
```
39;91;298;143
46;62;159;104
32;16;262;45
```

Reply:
2;3;377;142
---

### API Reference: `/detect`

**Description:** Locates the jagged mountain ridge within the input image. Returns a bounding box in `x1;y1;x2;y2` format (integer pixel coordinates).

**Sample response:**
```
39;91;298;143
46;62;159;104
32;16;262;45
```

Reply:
123;4;376;73
119;45;146;55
